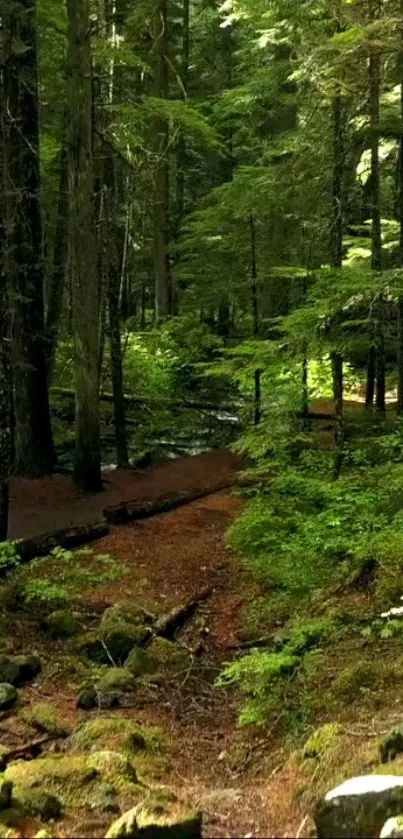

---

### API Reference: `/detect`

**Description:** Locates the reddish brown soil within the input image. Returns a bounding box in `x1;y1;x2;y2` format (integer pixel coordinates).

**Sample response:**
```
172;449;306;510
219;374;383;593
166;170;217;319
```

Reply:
8;449;243;540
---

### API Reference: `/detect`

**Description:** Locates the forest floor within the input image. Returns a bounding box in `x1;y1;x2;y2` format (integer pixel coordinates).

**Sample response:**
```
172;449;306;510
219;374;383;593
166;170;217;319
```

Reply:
3;407;403;837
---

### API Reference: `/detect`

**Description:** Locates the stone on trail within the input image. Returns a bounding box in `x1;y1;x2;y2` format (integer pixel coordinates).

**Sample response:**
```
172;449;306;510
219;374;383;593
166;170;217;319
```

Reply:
0;683;18;710
314;776;403;838
380;727;403;763
105;804;202;838
0;775;13;810
76;688;121;710
381;816;403;838
45;609;78;638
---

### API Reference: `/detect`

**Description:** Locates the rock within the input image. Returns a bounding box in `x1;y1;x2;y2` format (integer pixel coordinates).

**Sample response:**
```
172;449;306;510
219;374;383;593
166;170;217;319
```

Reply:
97;668;135;694
0;775;13;810
105;804;203;838
13;786;62;820
100;605;152;664
76;689;121;710
124;639;190;684
21;703;71;737
0;655;41;688
303;724;343;760
88;751;138;784
45;610;78;639
106;806;138;838
4;755;99;798
314;775;403;839
381;727;403;763
125;648;156;678
88;780;120;814
0;684;17;711
381;816;403;837
136;803;202;838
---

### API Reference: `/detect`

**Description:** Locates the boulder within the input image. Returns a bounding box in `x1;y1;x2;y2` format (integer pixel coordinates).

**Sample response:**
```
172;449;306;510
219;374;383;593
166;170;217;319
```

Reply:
106;806;138;838
100;605;152;664
0;775;13;810
0;684;17;711
45;610;78;639
315;776;403;838
303;724;343;760
88;751;138;784
88;780;120;814
13;786;62;820
381;728;403;763
0;655;41;687
22;703;71;737
124;639;190;683
97;668;135;694
381;816;403;837
76;689;120;710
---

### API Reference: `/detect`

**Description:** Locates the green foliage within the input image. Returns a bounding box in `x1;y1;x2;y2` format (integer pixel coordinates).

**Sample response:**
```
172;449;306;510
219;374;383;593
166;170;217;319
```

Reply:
0;542;20;575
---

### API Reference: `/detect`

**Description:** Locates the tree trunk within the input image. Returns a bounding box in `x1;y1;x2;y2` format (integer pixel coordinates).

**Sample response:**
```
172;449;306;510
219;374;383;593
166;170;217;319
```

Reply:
3;0;55;476
250;214;261;425
152;0;171;323
67;0;102;491
369;0;385;413
397;3;403;414
330;71;345;478
0;66;11;540
45;140;68;383
175;0;190;233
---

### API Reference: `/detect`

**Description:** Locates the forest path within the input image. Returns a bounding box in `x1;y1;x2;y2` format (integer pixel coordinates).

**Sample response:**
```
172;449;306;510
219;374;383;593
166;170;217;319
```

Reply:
8;449;243;540
7;486;303;838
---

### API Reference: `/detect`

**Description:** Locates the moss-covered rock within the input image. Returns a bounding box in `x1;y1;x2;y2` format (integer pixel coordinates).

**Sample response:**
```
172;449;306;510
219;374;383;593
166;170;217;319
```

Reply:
21;704;71;737
0;777;12;810
0;656;41;688
315;775;403;838
105;804;202;838
125;648;156;679
99;604;153;664
331;661;377;702
97;668;135;694
4;756;98;808
87;781;120;814
88;752;138;785
303;723;343;760
0;685;17;711
12;785;62;820
381;728;403;764
76;689;120;710
381;815;403;837
71;718;170;781
45;610;78;639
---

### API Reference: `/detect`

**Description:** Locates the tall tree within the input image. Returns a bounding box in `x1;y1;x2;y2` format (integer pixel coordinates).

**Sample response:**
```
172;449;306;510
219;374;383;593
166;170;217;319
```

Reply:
3;0;55;476
397;0;403;413
67;0;102;490
152;0;172;322
0;60;11;540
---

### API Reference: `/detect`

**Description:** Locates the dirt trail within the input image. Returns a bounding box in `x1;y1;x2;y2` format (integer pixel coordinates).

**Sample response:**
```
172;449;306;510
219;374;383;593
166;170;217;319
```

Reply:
8;449;243;540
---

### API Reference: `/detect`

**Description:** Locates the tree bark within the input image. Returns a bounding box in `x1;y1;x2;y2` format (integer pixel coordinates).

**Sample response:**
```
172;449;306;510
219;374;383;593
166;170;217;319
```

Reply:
152;0;171;323
368;0;385;412
330;73;345;478
45;140;68;383
397;2;403;414
67;0;102;491
0;64;11;540
2;0;55;476
250;214;262;425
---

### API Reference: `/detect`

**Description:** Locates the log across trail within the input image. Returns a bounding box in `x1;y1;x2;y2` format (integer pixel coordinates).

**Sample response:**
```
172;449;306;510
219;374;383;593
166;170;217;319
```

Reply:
8;449;243;544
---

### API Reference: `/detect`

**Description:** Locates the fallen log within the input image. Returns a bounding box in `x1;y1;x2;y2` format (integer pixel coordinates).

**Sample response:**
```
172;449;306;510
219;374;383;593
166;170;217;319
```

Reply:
103;479;238;525
154;586;213;639
1;734;63;766
13;520;110;566
51;387;241;416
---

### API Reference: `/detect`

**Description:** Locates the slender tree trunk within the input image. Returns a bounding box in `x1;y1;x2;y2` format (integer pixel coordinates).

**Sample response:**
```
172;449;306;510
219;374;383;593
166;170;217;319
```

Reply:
152;0;171;323
175;0;190;232
67;0;102;491
397;3;403;414
45;140;68;382
250;214;261;425
3;0;55;476
108;260;129;468
0;66;11;540
369;0;385;412
331;83;345;478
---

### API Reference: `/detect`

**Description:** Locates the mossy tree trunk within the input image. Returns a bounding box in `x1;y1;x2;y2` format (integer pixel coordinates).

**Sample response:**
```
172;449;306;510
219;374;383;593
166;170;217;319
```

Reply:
67;0;102;491
0;64;12;540
2;0;55;476
152;0;172;323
